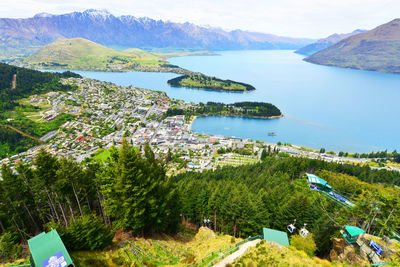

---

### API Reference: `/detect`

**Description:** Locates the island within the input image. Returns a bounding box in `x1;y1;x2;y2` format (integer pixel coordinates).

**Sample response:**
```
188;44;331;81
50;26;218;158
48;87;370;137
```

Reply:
166;101;282;119
167;74;256;92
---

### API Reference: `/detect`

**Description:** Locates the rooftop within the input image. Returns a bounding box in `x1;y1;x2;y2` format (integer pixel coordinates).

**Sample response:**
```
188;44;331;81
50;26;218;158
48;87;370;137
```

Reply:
306;173;332;189
345;225;365;237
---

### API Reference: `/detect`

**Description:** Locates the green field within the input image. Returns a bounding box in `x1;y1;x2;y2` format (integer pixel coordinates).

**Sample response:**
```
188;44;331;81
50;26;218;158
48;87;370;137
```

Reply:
216;154;259;167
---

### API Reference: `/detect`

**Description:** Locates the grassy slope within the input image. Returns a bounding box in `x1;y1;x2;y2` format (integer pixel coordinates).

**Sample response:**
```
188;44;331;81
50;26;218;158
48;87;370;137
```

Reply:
234;241;346;267
24;38;166;70
305;19;400;73
7;227;390;267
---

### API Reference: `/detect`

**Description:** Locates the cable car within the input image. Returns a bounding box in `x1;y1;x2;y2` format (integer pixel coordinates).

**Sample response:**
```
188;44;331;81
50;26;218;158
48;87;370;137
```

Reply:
300;224;309;238
287;219;296;233
369;240;383;256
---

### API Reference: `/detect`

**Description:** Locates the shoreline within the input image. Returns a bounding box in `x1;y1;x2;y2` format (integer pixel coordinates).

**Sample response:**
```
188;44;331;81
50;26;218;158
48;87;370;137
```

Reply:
189;114;283;131
195;114;283;120
168;84;254;93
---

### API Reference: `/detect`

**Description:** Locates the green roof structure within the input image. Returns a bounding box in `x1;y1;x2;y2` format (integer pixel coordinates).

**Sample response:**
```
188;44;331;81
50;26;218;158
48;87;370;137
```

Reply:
28;229;73;267
262;228;290;247
345;225;365;237
342;225;365;244
306;173;332;189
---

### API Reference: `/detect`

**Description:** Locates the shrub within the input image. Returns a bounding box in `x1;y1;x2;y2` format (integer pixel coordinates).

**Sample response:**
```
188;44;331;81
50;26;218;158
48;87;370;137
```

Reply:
289;234;317;257
0;231;22;262
45;214;114;251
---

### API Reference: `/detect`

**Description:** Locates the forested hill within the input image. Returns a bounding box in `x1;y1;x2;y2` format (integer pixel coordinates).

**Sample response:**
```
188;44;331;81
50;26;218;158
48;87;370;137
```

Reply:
0;63;80;113
0;63;80;157
167;74;256;92
1;141;399;264
166;101;282;119
176;156;400;256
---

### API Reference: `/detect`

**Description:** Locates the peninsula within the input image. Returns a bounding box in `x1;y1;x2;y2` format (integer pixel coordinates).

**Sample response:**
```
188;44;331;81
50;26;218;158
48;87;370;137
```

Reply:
166;101;282;119
167;74;256;92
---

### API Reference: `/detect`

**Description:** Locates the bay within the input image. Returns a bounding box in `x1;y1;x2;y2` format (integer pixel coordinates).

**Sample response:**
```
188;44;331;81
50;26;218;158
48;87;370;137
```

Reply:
65;50;400;152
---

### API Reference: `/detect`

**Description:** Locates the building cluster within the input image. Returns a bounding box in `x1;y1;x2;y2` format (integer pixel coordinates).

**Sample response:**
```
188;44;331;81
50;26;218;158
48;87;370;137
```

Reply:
1;77;398;177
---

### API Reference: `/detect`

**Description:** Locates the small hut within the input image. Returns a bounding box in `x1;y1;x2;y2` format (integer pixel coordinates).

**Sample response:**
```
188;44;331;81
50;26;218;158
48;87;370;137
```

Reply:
306;173;332;192
28;229;74;267
342;225;365;244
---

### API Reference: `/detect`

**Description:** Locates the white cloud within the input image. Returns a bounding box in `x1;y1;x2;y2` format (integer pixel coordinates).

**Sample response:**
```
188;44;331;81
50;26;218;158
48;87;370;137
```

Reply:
0;0;399;38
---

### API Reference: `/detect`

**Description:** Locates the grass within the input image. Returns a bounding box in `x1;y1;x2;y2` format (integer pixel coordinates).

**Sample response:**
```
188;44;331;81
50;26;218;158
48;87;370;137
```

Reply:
216;154;259;167
233;240;346;267
92;148;112;161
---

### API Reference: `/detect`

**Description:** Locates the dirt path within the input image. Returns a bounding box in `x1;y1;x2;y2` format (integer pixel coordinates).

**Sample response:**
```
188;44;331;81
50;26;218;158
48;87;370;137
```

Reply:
213;239;261;267
0;124;44;143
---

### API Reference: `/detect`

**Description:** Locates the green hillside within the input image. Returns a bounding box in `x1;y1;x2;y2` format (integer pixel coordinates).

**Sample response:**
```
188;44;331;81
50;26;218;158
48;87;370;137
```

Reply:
23;38;180;72
0;63;79;157
1;140;400;265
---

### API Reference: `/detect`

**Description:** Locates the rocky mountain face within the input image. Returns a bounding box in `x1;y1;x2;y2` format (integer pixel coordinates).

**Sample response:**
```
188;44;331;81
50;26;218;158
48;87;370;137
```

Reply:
305;19;400;73
0;9;313;56
295;29;366;56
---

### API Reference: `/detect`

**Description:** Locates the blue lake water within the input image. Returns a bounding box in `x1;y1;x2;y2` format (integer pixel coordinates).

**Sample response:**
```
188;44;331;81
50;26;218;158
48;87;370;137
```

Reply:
67;50;400;152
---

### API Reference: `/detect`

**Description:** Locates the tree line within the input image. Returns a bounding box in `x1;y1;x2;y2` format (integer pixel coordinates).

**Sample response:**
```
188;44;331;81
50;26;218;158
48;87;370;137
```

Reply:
1;141;399;261
165;101;282;120
175;156;400;256
0;141;178;261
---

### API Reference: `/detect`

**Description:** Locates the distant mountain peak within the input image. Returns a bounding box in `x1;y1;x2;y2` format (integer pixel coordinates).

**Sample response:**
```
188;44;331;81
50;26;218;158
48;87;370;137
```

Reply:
0;9;314;56
33;12;54;18
295;29;367;56
81;9;113;20
83;9;111;16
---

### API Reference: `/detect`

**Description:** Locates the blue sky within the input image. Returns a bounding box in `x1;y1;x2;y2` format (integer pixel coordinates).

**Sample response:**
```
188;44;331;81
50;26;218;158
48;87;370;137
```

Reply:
1;0;399;38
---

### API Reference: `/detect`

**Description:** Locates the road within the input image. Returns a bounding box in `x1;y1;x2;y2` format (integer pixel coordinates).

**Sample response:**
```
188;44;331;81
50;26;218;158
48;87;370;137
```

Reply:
213;239;261;267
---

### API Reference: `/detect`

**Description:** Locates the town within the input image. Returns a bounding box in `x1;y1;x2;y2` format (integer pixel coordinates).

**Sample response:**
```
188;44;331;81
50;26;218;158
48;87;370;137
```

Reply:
1;77;399;176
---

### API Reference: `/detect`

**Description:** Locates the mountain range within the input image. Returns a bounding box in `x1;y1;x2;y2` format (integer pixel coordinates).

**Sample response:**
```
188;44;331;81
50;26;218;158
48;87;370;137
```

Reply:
295;29;366;56
305;19;400;73
0;9;313;56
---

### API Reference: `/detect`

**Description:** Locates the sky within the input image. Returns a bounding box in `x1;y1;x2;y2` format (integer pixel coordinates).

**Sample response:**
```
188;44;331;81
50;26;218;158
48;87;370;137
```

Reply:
0;0;399;38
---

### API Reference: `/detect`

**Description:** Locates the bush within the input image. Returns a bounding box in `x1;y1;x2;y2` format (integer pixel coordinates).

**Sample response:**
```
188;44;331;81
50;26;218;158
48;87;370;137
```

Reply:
45;214;114;251
0;231;22;262
289;234;317;257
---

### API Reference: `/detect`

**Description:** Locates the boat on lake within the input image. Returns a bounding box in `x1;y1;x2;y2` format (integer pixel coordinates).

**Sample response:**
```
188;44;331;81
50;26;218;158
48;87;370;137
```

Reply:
268;132;277;136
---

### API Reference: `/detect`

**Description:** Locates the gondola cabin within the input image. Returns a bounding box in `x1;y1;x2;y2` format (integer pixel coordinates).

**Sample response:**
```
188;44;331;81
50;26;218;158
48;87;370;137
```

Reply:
28;229;74;267
287;224;296;233
342;225;365;244
306;173;332;192
369;240;383;256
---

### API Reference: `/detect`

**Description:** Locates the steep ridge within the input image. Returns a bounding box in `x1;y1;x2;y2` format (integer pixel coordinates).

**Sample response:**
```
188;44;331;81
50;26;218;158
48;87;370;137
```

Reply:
305;19;400;73
295;29;366;56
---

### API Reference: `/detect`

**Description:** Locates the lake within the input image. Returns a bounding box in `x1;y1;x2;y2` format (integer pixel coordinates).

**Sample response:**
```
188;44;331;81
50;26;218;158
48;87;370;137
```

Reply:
69;50;400;152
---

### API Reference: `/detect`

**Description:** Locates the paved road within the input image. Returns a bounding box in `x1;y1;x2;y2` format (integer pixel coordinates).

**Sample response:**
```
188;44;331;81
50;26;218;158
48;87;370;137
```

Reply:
213;239;261;267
